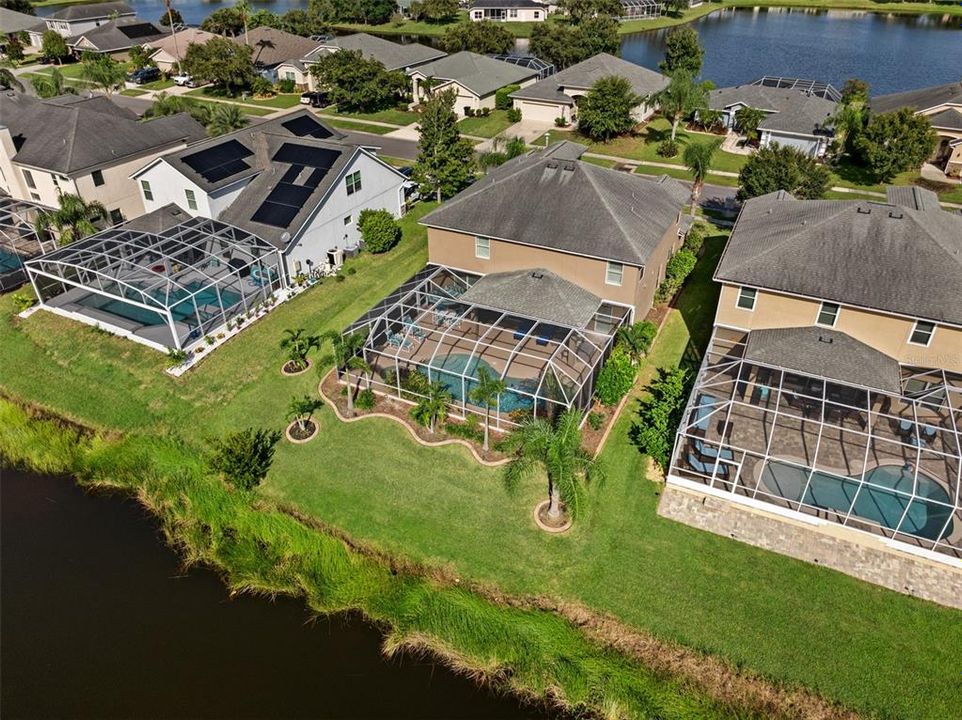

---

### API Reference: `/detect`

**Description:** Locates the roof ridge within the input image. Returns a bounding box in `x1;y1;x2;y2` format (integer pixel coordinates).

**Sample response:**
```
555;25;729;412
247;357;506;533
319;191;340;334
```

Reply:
579;162;646;264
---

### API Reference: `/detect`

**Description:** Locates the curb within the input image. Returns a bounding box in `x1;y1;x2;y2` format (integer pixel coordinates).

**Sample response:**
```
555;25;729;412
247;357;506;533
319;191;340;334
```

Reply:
285;418;319;444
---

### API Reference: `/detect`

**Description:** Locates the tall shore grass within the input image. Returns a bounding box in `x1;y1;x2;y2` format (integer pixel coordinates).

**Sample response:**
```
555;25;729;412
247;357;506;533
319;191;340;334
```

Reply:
0;399;758;720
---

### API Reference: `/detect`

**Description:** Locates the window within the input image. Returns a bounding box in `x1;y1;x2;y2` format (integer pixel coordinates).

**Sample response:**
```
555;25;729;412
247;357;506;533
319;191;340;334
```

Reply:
534;10;540;18
605;261;623;286
30;192;40;202
343;214;352;225
345;170;361;195
509;8;518;17
736;286;757;310
185;188;197;211
141;179;153;201
473;10;482;18
108;208;123;225
816;302;839;327
52;174;60;188
91;169;105;187
284;71;295;81
475;236;490;259
23;169;35;190
909;320;935;346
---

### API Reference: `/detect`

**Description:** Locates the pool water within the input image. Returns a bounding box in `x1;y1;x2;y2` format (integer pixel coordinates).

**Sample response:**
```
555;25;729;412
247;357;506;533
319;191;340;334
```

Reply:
762;461;954;541
432;354;535;413
79;282;244;328
0;248;23;273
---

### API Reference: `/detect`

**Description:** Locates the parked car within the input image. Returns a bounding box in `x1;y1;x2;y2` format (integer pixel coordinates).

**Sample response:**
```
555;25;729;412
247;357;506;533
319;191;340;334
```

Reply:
127;66;160;85
299;91;330;108
172;73;196;87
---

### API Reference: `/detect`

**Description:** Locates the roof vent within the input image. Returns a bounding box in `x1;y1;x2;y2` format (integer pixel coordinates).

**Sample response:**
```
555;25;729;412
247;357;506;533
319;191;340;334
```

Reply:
889;210;903;219
856;206;871;214
817;335;834;345
546;161;558;169
562;162;575;172
531;271;544;279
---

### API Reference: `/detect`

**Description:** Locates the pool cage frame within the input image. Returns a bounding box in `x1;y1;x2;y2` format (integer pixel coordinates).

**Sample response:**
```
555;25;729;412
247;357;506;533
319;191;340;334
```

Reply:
345;265;630;430
25;216;286;351
0;198;57;292
667;327;962;562
618;0;662;20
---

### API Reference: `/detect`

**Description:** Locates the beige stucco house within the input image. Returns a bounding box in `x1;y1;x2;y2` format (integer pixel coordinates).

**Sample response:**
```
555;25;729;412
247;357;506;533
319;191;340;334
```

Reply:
146;28;220;74
469;0;548;21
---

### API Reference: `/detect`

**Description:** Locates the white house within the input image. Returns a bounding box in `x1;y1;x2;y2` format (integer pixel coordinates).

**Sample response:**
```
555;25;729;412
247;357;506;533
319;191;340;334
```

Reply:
36;1;135;38
469;0;548;22
131;111;408;279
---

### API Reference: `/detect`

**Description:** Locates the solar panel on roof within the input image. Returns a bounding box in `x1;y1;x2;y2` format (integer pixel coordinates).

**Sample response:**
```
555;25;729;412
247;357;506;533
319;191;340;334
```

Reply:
266;183;312;208
281;165;304;184
182;140;254;183
120;23;161;39
251;201;299;228
273;143;340;169
281;115;335;139
304;167;329;188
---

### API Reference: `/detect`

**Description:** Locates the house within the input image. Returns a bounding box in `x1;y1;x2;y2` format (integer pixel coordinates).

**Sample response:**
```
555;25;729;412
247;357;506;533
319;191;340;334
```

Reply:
131;110;408;280
409;51;540;117
37;2;135;39
469;0;548;22
145;28;220;74
0;92;205;224
237;27;323;83
869;80;962;179
510;52;668;125
67;18;169;58
708;77;839;157
1;7;43;46
665;187;962;601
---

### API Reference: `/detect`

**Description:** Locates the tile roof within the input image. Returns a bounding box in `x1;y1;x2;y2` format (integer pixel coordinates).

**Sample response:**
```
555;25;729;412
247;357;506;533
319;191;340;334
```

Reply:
305;32;446;71
421;142;688;267
869;81;962;115
744;326;902;394
47;1;133;21
0;92;205;175
460;268;601;327
511;53;667;105
67;18;168;53
239;27;322;69
710;84;837;136
715;191;962;326
410;51;539;97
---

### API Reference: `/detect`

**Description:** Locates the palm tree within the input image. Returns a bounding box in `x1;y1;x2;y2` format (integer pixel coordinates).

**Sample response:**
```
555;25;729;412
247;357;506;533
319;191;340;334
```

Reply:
0;69;24;92
615;321;657;365
502;410;603;525
469;365;506;451
733;106;766;144
30;68;74;99
206;104;248;137
79;53;126;95
35;194;108;246
654;71;709;143
412;380;451;434
682;138;722;213
280;327;321;371
236;0;252;44
321;329;370;417
144;91;187;118
287;394;322;434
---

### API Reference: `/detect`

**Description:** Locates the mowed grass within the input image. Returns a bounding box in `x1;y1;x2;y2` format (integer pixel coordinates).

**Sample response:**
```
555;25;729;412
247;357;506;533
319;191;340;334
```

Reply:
323;118;396;135
320;105;419;126
1;210;961;719
185;86;301;109
457;109;515;138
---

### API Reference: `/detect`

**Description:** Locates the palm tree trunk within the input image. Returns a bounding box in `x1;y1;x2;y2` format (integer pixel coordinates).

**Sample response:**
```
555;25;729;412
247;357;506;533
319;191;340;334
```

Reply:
547;477;562;520
483;408;490;451
346;372;355;417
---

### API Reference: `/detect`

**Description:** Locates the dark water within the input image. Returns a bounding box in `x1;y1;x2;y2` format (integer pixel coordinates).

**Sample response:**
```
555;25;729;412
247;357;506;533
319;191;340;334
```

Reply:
0;467;546;719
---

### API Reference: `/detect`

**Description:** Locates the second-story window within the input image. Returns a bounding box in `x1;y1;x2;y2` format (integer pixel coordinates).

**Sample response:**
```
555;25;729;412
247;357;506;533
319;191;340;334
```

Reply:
909;320;936;347
736;286;757;310
185;188;197;211
92;169;105;186
141;180;153;201
23;169;35;190
345;170;362;195
606;261;623;286
816;302;839;327
475;236;490;259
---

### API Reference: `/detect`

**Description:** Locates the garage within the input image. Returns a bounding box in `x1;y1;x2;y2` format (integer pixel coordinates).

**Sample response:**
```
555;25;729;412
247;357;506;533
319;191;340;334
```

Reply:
514;99;568;124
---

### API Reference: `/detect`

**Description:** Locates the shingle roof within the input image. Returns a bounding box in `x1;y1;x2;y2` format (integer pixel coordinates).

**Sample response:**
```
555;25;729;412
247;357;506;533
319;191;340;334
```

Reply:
421;142;688;267
885;186;941;212
511;53;667;105
744;326;902;394
119;203;191;234
0;7;41;34
715;192;962;326
305;32;446;71
928;107;962;131
710;84;837;136
239;27;321;69
0;92;205;175
146;28;220;62
460;268;601;327
67;18;168;53
869;81;962;115
411;51;539;97
47;1;133;21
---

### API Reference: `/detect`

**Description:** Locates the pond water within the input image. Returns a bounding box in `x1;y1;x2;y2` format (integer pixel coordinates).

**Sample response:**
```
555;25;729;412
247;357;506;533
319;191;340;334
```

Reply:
0;467;548;719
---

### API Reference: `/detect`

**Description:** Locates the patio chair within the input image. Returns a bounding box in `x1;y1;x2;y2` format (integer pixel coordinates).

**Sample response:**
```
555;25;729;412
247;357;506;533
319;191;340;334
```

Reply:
686;452;729;479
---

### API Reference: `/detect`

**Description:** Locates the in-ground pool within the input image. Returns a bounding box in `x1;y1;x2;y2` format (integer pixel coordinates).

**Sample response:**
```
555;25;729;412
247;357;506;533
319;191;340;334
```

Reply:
431;354;535;413
0;248;23;273
761;460;954;541
78;282;243;327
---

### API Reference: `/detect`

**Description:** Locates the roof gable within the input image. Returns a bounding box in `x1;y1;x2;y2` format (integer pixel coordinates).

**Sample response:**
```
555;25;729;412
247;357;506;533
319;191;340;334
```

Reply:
512;53;666;105
410;51;538;97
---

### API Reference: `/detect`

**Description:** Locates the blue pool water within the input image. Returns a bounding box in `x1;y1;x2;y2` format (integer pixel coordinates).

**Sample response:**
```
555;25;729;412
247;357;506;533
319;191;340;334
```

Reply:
79;282;243;327
0;248;23;273
432;354;535;413
762;461;954;541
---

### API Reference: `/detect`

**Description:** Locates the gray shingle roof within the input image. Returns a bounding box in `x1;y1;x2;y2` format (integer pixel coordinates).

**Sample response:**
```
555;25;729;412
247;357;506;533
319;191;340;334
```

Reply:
869;81;962;115
239;27;322;69
928;107;962;131
67;18;168;53
305;32;445;72
47;1;133;21
885;186;941;212
745;326;902;394
715;192;962;326
0;7;41;34
511;53;667;105
710;84;837;136
410;51;539;98
119;203;191;234
0;92;205;175
421;142;688;267
460;268;601;327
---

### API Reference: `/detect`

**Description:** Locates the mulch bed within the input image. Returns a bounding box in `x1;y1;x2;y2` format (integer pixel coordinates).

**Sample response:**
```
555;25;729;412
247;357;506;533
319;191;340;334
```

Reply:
644;303;671;331
287;419;318;442
282;359;312;376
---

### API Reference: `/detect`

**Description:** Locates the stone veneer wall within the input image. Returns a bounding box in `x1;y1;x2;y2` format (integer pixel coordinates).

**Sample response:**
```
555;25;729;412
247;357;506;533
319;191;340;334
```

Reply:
658;484;962;610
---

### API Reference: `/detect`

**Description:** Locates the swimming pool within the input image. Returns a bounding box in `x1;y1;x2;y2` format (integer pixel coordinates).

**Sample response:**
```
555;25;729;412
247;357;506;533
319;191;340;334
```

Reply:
431;354;535;413
78;282;243;328
761;460;954;541
0;248;23;273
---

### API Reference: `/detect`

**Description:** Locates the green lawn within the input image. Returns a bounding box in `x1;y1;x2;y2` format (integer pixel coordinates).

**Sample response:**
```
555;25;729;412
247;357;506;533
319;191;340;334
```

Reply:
323;118;396;135
141;78;175;91
1;202;960;719
119;88;148;97
380;155;414;168
185;86;302;109
456;109;515;138
320;105;419;126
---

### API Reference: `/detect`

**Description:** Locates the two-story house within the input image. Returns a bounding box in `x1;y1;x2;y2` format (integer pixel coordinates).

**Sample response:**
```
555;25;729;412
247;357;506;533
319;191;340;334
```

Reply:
664;187;962;604
32;1;134;39
0;92;205;224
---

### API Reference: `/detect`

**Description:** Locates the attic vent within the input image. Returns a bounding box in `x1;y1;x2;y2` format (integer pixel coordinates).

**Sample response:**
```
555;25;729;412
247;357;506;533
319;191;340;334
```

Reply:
546;161;559;169
817;335;834;345
561;162;575;172
531;271;544;279
889;210;904;219
856;206;872;214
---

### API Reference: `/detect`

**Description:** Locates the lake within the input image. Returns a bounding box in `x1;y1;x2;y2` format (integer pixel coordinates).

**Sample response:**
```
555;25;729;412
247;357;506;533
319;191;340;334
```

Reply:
0;467;549;719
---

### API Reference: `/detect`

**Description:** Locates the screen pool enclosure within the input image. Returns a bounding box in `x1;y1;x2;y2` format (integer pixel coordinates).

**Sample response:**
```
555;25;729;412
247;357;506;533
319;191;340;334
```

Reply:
669;327;962;561
25;216;285;351
0;198;57;292
344;265;630;429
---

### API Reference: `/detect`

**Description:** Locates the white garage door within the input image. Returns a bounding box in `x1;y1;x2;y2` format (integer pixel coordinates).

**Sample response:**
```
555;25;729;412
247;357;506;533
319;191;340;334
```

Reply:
515;100;564;124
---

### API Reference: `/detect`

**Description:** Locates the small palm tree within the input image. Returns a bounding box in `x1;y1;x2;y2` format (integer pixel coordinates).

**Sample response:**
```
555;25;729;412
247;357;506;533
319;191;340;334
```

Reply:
682;138;722;213
616;321;657;365
0;69;25;92
206;103;248;136
280;328;321;371
502;410;603;525
412;380;451;434
733;106;766;144
469;365;506;451
30;68;74;99
286;394;322;434
321;329;370;417
79;52;126;95
35;194;108;246
144;91;188;118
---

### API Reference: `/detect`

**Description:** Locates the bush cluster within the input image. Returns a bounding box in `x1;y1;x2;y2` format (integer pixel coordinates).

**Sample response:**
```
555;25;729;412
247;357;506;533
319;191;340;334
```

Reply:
464;106;492;118
655;248;697;304
631;366;690;470
682;222;710;255
657;139;679;158
358;209;401;254
506;107;521;123
594;347;637;407
355;388;376;411
495;84;520;111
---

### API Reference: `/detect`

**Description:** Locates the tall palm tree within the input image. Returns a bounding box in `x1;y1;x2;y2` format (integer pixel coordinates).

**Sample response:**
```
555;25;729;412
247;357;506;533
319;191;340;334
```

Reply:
321;329;370;417
206;104;248;137
654;71;709;142
280;327;321;371
35;193;108;246
682;138;722;213
502;410;603;525
412;380;451;434
236;0;252;44
0;69;24;92
30;68;74;99
469;365;506;451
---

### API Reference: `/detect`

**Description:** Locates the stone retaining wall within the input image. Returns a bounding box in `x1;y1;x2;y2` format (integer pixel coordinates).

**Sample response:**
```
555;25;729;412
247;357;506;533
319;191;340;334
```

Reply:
658;484;962;610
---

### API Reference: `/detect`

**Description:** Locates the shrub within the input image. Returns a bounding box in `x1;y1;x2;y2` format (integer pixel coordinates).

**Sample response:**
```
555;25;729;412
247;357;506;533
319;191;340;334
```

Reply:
495;84;520;111
682;222;710;255
355;388;376;410
631;366;689;470
657;139;679;157
11;290;35;313
587;411;605;431
251;75;274;97
506;107;521;122
390;11;405;25
465;107;476;117
478;107;491;117
276;77;296;94
205;335;215;345
166;348;189;367
208;427;282;491
358;209;401;253
655;248;697;303
346;266;357;275
444;415;483;443
554;116;568;127
594;348;637;407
